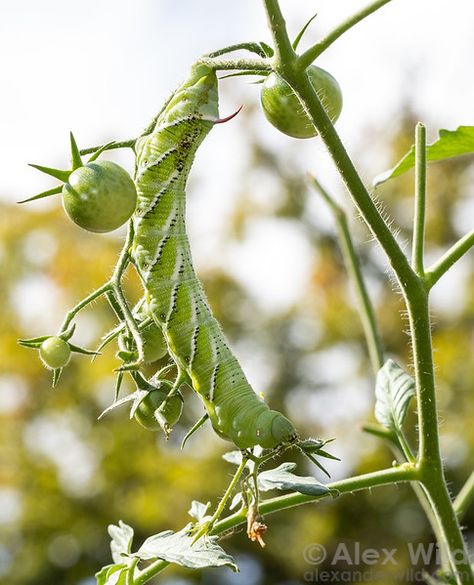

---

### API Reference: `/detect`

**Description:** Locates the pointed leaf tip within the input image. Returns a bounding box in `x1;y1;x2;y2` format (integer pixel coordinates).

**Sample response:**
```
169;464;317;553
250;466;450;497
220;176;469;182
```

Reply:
373;125;474;186
69;131;83;170
28;163;70;182
17;185;62;204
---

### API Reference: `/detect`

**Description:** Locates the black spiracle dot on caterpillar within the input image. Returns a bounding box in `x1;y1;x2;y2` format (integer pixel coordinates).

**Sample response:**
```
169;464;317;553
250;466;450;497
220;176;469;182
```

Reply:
160;313;166;321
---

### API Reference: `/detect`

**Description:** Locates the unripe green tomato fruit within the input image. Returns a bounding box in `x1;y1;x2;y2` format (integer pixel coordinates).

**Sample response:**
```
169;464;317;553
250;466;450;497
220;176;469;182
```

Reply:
118;320;167;364
260;66;343;139
62;160;137;233
139;321;168;363
134;384;183;431
39;337;71;369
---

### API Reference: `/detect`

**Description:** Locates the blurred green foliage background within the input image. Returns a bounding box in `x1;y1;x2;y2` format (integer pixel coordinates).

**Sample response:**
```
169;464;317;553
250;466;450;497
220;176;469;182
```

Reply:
0;102;473;585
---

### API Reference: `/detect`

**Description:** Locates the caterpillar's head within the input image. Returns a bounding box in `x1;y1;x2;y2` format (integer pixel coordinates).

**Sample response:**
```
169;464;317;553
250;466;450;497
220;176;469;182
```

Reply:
255;410;298;449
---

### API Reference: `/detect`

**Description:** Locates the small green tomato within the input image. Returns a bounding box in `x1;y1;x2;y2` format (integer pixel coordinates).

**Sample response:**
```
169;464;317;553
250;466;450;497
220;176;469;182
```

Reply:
260;65;343;139
39;337;71;370
62;160;137;233
118;323;167;365
134;383;183;431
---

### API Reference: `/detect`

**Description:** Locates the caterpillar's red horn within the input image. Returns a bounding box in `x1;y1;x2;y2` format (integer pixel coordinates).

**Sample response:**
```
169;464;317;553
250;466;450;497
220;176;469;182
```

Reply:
214;105;243;125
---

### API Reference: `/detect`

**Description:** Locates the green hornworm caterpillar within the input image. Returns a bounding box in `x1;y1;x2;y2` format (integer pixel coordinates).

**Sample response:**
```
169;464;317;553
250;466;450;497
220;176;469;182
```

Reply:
132;62;297;449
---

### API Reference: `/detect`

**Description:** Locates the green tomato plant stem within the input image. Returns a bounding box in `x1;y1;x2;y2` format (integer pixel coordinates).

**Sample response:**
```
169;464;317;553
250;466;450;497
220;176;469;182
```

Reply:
110;222;144;366
309;174;451;570
199;56;271;72
79;139;136;156
207;456;249;533
58;281;112;335
259;1;472;582
205;42;268;59
133;464;416;585
57;222;140;365
214;463;417;535
425;229;474;289
298;0;395;71
454;471;474;520
262;0;296;66
412;123;427;277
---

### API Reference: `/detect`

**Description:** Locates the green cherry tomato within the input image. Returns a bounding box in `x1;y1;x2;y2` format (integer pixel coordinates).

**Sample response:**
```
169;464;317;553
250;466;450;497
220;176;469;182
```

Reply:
134;383;183;431
139;321;168;363
39;337;71;369
118;319;167;364
62;160;137;233
260;66;343;139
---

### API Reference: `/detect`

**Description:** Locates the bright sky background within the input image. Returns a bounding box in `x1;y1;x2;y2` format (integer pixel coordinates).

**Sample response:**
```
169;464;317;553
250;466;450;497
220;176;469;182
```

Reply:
2;0;474;200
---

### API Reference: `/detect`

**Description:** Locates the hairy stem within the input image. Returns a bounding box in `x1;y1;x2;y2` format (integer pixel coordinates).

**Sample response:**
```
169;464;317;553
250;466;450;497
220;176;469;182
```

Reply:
261;0;295;65
412;123;427;277
134;464;416;585
283;73;417;295
298;0;394;70
425;229;474;289
79;139;136;156
58;282;112;334
406;285;472;583
110;223;144;366
205;42;268;59
454;471;474;520
309;175;452;569
260;2;472;580
199;56;271;72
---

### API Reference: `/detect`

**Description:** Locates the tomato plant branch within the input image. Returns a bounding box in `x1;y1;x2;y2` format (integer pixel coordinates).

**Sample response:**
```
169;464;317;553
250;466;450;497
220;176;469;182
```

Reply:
309;174;384;375
405;284;472;582
308;175;453;568
58;282;112;334
454;471;474;520
412;123;427;277
110;222;144;366
261;2;472;581
199;56;271;72
207;456;248;533
298;0;395;70
133;464;416;585
205;42;268;59
79;139;136;156
425;229;474;289
261;0;296;66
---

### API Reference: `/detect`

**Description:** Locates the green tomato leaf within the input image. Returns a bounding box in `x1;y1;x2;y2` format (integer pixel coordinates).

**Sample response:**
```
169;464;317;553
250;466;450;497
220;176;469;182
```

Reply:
374;126;474;186
188;500;211;523
257;463;329;496
108;520;134;564
374;359;415;433
95;564;128;585
133;524;238;572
